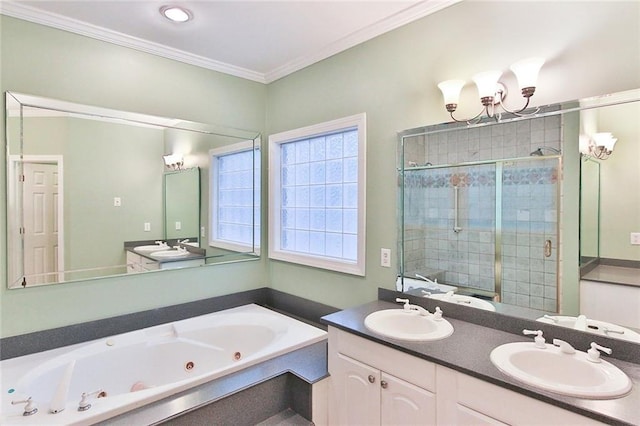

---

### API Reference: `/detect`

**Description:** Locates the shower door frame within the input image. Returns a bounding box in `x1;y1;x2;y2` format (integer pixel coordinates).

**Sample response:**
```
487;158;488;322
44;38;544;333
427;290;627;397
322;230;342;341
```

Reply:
399;132;561;309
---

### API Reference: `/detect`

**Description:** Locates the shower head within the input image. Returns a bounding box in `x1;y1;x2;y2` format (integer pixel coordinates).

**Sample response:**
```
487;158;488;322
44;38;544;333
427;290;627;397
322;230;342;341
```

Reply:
530;146;561;156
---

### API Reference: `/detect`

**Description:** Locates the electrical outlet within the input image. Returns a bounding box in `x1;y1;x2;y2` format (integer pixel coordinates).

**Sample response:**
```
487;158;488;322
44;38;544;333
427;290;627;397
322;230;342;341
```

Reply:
380;248;391;268
175;221;182;230
144;222;151;232
201;226;205;238
631;232;640;245
113;197;121;207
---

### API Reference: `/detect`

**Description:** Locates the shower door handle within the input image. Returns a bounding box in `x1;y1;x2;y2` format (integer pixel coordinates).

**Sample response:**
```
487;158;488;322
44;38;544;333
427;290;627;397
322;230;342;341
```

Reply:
544;240;552;257
453;185;462;233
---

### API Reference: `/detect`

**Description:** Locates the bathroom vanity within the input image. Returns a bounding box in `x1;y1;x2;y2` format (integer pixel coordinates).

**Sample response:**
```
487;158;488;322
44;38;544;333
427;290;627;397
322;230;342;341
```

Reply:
322;297;640;426
124;241;205;273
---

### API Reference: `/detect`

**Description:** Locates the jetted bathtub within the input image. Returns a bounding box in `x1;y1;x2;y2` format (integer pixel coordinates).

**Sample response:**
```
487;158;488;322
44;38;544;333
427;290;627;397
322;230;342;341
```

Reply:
0;304;327;425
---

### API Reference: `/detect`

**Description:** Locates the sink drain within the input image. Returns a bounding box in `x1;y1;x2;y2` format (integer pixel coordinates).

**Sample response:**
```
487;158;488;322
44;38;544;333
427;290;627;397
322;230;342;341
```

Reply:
233;352;242;361
184;361;195;371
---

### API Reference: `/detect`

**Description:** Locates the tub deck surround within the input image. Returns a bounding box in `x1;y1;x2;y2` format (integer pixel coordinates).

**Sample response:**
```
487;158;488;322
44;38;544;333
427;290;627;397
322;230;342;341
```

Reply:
321;300;640;426
1;305;327;425
0;288;338;360
102;342;326;425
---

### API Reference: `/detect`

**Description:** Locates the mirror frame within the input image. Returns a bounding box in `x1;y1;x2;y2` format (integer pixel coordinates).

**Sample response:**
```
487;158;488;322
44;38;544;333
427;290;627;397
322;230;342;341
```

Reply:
396;88;640;330
5;91;262;289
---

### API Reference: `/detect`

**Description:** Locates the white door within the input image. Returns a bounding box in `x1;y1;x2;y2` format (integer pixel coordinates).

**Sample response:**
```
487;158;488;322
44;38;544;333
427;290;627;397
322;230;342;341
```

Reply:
380;372;436;425
23;162;60;285
331;352;381;426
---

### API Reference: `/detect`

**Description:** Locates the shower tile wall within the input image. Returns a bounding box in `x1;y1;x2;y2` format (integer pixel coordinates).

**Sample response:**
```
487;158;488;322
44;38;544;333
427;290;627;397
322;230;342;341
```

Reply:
402;115;561;311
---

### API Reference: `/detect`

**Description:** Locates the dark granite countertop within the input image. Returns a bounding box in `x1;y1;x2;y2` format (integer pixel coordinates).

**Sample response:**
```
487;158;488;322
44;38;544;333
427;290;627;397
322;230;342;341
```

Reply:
321;300;640;426
124;240;205;263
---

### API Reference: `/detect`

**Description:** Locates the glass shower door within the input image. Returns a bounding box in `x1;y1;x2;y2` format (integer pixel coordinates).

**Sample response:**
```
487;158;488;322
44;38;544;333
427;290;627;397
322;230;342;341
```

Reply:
402;163;497;295
499;158;560;311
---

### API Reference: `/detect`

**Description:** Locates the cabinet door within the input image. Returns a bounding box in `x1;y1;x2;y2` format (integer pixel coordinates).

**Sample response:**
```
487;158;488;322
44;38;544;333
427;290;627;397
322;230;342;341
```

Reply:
332;353;380;426
381;372;436;426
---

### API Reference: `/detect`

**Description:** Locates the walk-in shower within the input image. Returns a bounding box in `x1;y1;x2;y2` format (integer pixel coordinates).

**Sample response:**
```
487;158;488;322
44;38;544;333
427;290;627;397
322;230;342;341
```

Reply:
398;115;562;312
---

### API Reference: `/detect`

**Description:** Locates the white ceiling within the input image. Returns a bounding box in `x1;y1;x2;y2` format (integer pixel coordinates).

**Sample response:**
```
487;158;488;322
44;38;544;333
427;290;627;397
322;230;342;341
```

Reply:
0;0;458;83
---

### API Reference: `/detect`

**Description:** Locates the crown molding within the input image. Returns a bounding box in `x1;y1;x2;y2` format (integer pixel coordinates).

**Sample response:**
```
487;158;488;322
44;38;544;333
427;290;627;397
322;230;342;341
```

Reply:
0;1;267;83
1;0;460;85
264;0;461;83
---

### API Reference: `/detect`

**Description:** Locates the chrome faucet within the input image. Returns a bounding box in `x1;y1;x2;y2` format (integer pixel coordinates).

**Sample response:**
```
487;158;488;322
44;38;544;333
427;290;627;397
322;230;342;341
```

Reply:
553;339;576;354
396;298;430;316
177;238;190;244
11;397;38;416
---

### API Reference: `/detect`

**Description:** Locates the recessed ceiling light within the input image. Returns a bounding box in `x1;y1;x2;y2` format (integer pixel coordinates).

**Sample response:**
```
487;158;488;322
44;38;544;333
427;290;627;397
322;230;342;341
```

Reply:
160;6;192;23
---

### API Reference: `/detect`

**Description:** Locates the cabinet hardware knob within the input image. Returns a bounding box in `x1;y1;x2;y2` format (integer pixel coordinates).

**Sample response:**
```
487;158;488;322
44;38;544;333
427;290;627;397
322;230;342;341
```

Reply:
368;375;375;384
381;380;388;389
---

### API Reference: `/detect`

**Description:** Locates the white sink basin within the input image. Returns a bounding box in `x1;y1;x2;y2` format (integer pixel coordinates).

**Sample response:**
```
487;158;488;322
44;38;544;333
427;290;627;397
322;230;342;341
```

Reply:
149;250;189;259
490;342;632;399
537;315;640;343
428;293;496;312
364;309;453;341
134;244;170;254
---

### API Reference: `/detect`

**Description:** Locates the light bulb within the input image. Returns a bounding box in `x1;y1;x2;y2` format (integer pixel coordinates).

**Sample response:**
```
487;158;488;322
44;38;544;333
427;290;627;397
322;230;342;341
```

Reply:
160;6;192;23
472;70;502;102
510;57;545;96
437;80;466;112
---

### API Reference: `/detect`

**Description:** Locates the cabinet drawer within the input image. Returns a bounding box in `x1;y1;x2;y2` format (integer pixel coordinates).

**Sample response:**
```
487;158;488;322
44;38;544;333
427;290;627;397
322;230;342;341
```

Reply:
329;327;435;391
450;368;605;425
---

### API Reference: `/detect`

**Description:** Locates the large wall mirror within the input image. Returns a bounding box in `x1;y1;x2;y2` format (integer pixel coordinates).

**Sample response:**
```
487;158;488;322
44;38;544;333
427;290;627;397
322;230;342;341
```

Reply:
6;92;261;289
397;88;640;343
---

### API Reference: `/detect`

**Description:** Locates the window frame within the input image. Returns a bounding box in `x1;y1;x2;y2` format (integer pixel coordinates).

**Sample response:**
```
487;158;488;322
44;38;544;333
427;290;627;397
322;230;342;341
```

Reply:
268;113;366;276
209;139;261;254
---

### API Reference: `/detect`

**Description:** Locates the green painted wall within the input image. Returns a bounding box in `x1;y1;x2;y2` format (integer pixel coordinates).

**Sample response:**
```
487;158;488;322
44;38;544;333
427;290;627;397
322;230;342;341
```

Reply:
0;16;268;337
265;1;640;310
2;1;640;336
598;102;640;260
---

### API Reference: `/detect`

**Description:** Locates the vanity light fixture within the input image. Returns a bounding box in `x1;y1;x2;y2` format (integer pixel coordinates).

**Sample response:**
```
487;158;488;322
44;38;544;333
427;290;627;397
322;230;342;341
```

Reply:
163;154;184;170
581;132;618;160
160;5;193;23
437;57;545;124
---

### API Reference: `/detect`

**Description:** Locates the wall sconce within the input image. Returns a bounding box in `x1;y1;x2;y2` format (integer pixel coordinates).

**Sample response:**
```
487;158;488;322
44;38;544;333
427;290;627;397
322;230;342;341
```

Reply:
437;57;545;123
163;154;184;170
581;133;618;160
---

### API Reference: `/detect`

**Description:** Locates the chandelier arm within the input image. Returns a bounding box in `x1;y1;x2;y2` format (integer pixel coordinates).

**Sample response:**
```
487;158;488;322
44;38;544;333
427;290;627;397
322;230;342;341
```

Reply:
449;107;486;125
498;95;539;117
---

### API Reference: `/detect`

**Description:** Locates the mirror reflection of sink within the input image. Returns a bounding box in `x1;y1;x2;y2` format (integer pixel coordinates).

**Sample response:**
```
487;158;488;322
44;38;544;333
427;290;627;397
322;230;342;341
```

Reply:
490;342;632;399
134;245;170;254
364;309;454;342
537;315;640;343
150;250;190;259
427;292;496;312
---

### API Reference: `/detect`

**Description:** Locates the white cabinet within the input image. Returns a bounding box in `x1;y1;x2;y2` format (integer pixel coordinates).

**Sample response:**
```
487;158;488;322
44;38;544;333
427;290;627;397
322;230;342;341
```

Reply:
328;326;605;426
328;327;436;426
580;279;640;329
436;364;605;425
126;251;204;274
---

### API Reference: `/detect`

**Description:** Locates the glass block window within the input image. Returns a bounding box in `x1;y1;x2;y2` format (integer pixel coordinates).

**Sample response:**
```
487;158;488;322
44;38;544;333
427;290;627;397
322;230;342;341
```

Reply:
210;140;260;252
268;114;366;276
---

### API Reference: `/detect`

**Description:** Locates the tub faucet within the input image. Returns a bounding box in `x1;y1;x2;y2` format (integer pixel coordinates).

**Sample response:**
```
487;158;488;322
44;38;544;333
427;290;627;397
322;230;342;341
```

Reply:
11;397;38;416
50;360;75;414
415;273;438;285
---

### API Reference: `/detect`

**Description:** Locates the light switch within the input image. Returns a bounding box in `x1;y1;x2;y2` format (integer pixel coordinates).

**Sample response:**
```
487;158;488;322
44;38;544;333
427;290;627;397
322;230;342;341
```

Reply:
201;226;205;237
380;248;391;268
631;232;640;245
144;222;151;232
113;197;121;207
